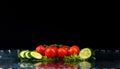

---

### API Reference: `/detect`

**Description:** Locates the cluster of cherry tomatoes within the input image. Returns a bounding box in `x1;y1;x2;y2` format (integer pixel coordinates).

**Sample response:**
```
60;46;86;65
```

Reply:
35;44;80;59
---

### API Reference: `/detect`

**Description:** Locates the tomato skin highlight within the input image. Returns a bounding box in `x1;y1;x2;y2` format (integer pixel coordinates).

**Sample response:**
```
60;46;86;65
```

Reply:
61;45;69;56
62;45;69;51
45;47;57;58
57;48;67;58
47;45;58;57
68;45;80;56
36;45;46;55
71;45;80;52
51;46;58;55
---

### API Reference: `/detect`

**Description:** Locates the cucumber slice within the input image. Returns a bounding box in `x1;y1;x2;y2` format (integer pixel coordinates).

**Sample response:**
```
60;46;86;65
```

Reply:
30;51;42;60
18;50;29;59
79;48;92;60
24;51;31;59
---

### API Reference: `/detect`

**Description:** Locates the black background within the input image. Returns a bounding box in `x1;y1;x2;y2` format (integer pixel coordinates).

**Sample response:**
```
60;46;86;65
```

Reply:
0;1;118;50
0;23;96;49
0;22;118;50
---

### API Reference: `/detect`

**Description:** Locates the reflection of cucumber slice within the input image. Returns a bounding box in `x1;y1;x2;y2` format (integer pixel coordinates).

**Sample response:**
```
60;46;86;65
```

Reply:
18;62;35;68
79;48;92;60
30;51;42;60
18;50;29;59
34;62;42;67
79;61;91;69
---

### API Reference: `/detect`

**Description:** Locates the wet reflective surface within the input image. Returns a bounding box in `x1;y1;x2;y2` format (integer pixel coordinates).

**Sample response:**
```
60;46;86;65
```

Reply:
0;49;120;69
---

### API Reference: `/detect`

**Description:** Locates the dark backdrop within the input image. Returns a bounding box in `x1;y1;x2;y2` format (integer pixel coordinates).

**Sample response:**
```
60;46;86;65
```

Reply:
0;1;118;50
0;22;117;50
0;23;94;49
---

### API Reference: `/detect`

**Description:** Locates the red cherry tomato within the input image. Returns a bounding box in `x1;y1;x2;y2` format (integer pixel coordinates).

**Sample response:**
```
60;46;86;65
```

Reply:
68;46;80;56
51;45;58;54
71;45;80;52
57;48;67;58
62;45;69;51
48;45;58;57
36;45;46;55
61;45;69;55
45;47;57;58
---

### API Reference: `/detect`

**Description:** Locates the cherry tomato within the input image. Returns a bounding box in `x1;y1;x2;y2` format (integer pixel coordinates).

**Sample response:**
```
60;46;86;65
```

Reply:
45;47;57;58
62;45;69;51
36;45;46;55
57;48;67;58
71;45;80;52
61;45;69;55
51;45;58;54
48;45;58;57
68;46;79;56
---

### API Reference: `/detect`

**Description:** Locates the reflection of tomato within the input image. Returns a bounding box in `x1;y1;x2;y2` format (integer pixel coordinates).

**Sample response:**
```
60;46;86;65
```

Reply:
67;65;74;69
65;63;79;69
35;62;79;69
56;62;66;69
57;48;67;58
36;62;57;69
45;47;56;58
36;45;45;55
45;62;57;69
